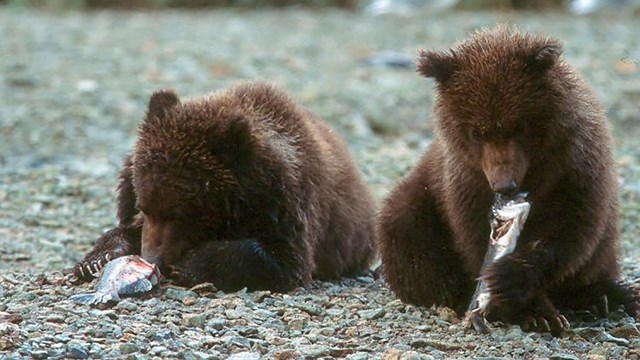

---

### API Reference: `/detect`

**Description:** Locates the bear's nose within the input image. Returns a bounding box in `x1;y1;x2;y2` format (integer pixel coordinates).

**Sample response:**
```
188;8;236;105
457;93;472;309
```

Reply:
493;179;518;195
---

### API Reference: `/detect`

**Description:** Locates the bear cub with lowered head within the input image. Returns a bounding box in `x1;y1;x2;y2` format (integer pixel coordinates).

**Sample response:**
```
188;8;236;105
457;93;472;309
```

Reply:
377;26;638;334
73;81;376;293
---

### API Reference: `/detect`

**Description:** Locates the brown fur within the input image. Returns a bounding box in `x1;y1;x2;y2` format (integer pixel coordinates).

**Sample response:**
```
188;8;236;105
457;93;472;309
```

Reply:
377;26;638;333
73;81;376;292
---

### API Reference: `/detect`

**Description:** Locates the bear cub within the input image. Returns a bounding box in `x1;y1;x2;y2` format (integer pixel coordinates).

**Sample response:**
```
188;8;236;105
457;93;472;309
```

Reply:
73;81;376;293
376;26;638;334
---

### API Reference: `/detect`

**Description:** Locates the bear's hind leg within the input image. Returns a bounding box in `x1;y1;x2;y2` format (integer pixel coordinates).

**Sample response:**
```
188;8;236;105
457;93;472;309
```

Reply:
377;177;472;313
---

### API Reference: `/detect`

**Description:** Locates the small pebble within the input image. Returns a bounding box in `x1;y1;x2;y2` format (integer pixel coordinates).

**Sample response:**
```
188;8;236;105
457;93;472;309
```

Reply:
357;308;386;320
119;343;139;355
182;313;207;328
66;341;89;359
165;287;198;302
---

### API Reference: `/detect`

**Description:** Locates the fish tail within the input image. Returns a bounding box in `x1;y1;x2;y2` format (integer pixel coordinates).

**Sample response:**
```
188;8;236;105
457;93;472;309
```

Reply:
70;292;114;305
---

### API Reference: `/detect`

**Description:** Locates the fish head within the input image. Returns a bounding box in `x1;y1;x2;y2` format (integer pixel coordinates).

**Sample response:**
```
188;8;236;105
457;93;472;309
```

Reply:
121;256;161;277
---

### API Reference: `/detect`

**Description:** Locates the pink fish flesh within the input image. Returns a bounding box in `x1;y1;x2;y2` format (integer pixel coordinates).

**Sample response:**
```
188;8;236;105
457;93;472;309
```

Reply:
70;255;161;305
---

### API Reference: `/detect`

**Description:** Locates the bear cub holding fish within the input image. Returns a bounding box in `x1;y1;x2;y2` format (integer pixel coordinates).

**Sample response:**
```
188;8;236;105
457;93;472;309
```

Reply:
72;81;376;293
376;26;639;334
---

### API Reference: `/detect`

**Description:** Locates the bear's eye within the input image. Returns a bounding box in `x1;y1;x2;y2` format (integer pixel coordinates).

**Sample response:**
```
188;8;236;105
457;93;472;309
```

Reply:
468;128;482;142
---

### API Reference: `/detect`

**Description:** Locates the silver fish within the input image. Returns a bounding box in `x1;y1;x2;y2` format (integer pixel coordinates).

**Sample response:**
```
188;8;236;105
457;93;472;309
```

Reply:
467;192;530;333
70;255;161;305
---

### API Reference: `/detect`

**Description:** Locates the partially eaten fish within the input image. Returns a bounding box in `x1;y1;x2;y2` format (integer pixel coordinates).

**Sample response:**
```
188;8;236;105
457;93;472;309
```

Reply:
70;255;161;305
467;192;530;333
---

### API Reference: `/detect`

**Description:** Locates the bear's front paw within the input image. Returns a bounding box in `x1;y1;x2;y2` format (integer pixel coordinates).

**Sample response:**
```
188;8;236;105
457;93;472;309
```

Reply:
521;295;570;336
485;257;537;313
522;313;570;335
72;250;124;282
69;227;137;282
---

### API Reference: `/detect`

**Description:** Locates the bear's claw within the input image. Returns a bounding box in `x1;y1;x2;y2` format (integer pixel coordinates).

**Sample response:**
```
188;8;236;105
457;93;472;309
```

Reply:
522;313;570;335
73;251;123;282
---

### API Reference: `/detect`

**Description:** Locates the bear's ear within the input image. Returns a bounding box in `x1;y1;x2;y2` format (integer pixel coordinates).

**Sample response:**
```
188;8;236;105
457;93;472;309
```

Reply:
147;89;180;118
525;41;562;73
416;49;459;83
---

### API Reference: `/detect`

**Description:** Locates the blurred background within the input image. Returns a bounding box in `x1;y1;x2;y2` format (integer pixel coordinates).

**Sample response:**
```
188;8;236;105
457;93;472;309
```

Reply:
0;0;639;274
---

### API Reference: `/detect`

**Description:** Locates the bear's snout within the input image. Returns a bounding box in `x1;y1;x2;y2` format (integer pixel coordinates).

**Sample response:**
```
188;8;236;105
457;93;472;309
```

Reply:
492;178;519;195
141;216;178;267
481;141;528;195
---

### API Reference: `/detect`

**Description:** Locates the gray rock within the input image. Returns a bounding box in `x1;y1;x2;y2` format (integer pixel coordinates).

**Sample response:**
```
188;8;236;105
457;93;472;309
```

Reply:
294;302;324;316
150;346;169;355
253;309;275;320
550;354;579;360
66;341;89;359
165;287;198;302
227;351;261;360
298;344;330;358
436;307;460;324
125;354;147;360
119;343;140;355
357;308;386;320
182;313;207;328
208;318;226;331
116;299;138;312
30;350;49;360
400;351;435;360
46;314;66;323
227;336;252;348
573;327;630;346
224;309;244;320
346;352;370;360
183;350;220;360
609;323;640;339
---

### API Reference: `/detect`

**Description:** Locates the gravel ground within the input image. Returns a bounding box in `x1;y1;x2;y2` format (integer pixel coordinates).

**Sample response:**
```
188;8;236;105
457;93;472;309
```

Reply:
1;6;640;359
